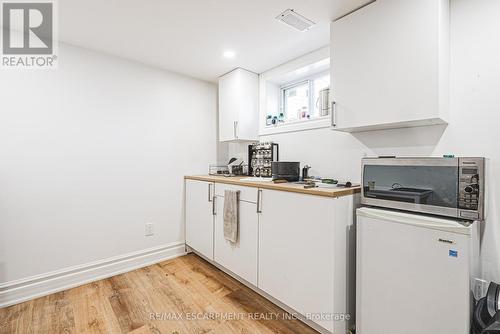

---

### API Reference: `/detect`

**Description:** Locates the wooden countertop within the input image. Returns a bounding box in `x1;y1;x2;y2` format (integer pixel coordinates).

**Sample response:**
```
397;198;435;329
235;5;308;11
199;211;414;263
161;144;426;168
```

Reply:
185;175;361;198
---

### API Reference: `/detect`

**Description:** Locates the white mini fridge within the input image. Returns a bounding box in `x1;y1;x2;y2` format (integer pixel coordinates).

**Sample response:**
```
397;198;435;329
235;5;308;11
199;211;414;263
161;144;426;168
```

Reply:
356;207;480;334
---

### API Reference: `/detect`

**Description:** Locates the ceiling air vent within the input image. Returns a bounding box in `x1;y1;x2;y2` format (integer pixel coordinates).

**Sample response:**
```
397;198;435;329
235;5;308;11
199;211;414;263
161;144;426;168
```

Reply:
275;9;315;32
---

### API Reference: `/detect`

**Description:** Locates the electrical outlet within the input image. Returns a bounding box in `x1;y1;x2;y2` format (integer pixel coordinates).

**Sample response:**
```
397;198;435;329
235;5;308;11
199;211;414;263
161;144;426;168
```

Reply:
145;223;154;237
474;278;489;299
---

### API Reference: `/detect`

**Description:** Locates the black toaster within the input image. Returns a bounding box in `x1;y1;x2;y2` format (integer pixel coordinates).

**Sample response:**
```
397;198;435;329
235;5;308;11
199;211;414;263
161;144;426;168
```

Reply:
271;161;300;182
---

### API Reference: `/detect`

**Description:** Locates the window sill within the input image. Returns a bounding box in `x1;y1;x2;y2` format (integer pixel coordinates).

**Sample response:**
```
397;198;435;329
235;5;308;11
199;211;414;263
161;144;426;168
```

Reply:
259;116;331;136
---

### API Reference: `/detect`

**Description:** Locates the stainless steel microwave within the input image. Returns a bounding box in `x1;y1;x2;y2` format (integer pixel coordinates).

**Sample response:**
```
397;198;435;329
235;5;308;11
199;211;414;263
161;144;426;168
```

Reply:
361;157;485;221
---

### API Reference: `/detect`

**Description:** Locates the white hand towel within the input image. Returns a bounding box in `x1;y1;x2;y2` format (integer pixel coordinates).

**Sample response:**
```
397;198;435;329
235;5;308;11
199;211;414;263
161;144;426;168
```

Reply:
223;190;240;243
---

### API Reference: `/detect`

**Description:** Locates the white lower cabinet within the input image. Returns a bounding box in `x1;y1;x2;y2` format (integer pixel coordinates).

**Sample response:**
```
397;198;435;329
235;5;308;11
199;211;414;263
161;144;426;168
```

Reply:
258;189;336;333
185;179;215;260
214;184;258;286
185;180;356;334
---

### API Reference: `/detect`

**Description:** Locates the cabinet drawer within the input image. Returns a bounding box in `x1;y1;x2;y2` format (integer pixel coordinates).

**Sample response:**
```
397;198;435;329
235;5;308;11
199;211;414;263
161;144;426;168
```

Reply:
215;183;258;203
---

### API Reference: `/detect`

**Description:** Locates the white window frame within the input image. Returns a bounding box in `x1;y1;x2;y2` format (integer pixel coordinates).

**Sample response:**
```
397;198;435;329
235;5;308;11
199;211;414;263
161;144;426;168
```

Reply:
259;47;331;136
277;70;330;127
280;79;311;122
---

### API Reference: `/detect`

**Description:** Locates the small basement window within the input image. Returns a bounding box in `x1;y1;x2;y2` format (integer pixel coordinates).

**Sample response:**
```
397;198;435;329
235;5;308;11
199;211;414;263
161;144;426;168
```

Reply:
266;71;330;127
282;80;310;122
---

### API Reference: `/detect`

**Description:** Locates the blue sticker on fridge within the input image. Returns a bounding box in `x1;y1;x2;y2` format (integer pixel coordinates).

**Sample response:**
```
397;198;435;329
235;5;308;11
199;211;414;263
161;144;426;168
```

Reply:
449;250;458;257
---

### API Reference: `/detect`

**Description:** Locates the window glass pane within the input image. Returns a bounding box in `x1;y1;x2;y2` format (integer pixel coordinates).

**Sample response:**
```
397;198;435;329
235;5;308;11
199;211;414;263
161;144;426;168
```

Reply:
284;82;309;122
265;71;330;127
313;74;330;118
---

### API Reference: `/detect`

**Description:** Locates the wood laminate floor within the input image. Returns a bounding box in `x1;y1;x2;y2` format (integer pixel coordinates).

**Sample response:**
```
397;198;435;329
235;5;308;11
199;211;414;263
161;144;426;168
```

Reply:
0;254;319;334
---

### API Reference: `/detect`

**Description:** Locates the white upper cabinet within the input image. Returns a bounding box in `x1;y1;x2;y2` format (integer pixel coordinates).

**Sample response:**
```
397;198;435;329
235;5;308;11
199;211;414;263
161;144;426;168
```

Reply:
331;0;450;132
218;68;259;142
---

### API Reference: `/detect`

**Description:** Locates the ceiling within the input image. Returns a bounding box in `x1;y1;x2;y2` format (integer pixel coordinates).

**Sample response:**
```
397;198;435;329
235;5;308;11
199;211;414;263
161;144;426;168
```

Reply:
59;0;370;82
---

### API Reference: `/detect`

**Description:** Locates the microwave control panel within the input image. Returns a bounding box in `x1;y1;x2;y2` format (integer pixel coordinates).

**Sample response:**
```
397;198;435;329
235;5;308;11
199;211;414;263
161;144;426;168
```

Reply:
458;158;484;220
459;167;479;210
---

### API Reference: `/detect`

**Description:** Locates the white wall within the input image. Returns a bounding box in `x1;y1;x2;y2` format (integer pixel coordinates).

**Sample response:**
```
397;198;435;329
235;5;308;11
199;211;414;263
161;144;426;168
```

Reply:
262;0;500;282
0;43;217;283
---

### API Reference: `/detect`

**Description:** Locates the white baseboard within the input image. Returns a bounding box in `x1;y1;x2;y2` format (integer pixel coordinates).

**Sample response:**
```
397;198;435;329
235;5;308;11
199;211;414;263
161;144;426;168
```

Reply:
0;242;186;308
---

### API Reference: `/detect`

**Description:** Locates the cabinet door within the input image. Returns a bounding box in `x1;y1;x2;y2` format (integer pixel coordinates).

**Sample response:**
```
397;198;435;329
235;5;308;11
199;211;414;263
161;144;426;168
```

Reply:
214;195;258;286
331;0;448;131
218;71;238;142
218;69;259;142
185;180;215;260
258;189;335;332
234;70;259;141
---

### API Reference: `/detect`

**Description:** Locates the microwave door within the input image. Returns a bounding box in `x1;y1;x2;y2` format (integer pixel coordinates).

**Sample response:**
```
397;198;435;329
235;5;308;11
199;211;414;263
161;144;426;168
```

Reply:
362;161;459;218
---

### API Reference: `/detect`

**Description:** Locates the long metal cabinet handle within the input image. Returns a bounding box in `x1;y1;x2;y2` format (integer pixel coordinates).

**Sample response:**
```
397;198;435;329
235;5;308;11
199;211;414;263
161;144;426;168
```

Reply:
212;196;216;215
208;183;212;202
257;189;262;213
331;101;337;127
233;121;238;139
